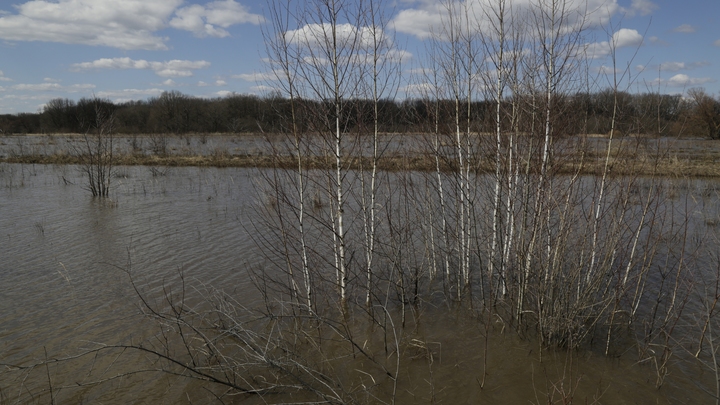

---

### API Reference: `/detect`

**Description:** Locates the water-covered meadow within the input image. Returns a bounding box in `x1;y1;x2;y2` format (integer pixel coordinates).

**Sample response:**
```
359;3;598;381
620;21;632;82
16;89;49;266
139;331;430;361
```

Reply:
2;134;720;402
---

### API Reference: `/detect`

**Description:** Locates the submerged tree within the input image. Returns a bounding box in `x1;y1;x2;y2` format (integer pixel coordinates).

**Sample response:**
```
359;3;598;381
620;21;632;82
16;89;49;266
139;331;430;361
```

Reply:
78;98;115;197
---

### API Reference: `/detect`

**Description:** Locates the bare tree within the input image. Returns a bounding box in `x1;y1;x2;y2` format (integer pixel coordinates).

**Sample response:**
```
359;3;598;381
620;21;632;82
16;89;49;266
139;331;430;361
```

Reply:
78;98;115;197
688;87;720;139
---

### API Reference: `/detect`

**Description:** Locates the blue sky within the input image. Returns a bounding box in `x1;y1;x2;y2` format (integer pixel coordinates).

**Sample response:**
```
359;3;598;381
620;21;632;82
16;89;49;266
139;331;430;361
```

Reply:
0;0;718;114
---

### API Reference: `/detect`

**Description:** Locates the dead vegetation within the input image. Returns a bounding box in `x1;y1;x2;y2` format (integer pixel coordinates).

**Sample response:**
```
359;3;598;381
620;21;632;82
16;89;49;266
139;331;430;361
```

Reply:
4;133;720;177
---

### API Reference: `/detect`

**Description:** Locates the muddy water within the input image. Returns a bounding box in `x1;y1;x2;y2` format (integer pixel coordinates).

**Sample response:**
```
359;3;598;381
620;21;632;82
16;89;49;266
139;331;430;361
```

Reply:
0;162;717;403
0;163;263;403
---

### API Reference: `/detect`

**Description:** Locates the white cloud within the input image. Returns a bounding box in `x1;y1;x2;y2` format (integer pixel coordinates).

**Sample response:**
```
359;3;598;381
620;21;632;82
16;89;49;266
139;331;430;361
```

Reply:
233;71;280;82
625;0;657;16
72;57;211;78
614;28;644;48
0;71;11;82
391;0;619;40
384;49;412;63
648;36;668;46
96;88;164;99
0;0;181;50
249;84;277;94
162;79;176;86
401;82;436;96
658;61;710;72
215;80;227;86
170;0;263;38
285;23;386;49
659;62;685;72
2;94;48;101
0;0;262;50
666;74;714;87
303;55;329;66
673;24;696;33
596;65;620;75
12;82;95;91
391;8;441;40
585;28;643;59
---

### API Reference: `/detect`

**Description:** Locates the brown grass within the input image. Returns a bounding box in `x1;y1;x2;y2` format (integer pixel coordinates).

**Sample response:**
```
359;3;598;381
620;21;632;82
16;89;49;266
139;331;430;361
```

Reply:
4;133;720;177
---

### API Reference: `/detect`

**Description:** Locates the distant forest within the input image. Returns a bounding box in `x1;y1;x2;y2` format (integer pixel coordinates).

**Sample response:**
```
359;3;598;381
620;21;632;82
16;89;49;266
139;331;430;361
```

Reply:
1;88;719;138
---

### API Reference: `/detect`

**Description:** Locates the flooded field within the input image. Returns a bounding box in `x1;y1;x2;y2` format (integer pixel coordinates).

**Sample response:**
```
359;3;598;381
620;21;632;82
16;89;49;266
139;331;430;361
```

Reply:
1;160;720;403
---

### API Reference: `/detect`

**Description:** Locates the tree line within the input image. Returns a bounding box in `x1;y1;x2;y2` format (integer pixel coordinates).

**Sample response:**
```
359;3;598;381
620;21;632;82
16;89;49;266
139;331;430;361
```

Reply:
0;87;718;138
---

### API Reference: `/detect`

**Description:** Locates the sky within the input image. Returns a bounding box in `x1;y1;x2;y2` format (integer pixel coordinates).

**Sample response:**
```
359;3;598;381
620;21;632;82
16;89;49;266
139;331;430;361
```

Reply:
0;0;718;114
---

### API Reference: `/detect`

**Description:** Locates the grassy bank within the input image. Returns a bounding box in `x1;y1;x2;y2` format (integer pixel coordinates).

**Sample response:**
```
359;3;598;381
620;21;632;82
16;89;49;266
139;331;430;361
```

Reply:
3;148;720;177
3;132;720;176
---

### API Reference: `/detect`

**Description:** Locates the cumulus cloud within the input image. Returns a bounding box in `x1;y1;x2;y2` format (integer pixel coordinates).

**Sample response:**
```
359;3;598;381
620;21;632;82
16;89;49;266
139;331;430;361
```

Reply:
72;57;211;77
614;28;644;48
0;0;261;50
673;24;696;33
391;0;619;40
0;0;180;50
281;23;408;67
391;8;442;39
665;74;714;87
585;28;643;59
0;71;11;82
170;0;263;38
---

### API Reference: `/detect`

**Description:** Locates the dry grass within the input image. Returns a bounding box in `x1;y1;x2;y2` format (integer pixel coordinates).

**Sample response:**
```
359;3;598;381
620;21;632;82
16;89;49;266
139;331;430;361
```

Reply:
4;133;720;177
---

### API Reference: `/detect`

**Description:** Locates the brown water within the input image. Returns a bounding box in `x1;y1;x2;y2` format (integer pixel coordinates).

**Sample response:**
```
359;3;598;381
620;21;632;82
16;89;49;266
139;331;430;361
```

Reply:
0;162;717;403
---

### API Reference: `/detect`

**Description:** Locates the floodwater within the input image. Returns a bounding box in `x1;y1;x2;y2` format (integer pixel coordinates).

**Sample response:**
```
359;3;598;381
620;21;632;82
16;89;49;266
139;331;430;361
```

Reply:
0;163;261;403
0;162;718;403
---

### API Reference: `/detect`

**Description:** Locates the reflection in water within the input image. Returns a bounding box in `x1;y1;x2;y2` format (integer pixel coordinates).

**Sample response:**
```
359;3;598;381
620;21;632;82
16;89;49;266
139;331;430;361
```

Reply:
0;163;719;403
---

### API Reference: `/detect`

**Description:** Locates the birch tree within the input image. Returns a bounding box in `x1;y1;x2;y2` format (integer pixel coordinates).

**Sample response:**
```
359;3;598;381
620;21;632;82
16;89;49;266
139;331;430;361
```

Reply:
263;0;312;311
